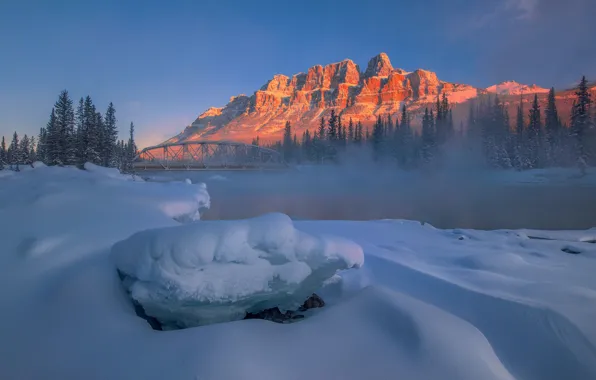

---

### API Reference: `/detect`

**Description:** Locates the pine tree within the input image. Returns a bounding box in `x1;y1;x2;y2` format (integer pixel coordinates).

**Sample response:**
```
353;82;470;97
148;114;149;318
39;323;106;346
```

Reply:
570;76;592;173
355;121;363;144
282;121;293;162
544;87;560;166
372;115;384;161
29;135;36;163
103;102;118;166
45;108;61;165
0;136;7;167
527;94;543;168
36;127;47;163
19;135;30;165
75;97;86;165
421;108;435;164
125;122;137;172
347;118;354;143
318;116;326;140
9;132;20;168
53;90;76;165
327;110;338;141
398;104;413;168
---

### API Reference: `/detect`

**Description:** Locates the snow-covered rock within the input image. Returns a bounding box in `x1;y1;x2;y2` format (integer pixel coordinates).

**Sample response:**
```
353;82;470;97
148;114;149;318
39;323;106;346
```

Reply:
112;213;364;328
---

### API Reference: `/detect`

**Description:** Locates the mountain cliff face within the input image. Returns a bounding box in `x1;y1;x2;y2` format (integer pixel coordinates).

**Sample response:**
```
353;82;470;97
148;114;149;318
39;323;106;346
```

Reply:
165;53;581;144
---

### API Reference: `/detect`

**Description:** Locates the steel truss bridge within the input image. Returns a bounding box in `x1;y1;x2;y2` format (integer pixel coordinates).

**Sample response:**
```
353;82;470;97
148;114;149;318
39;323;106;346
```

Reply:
134;141;288;171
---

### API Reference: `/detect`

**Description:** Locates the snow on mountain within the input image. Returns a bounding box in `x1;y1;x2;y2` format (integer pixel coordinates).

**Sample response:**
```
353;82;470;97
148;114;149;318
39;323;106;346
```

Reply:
164;53;481;144
486;81;549;96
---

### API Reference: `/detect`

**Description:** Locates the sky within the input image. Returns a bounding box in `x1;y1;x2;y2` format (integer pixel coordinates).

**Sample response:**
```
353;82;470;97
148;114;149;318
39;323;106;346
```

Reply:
1;0;594;148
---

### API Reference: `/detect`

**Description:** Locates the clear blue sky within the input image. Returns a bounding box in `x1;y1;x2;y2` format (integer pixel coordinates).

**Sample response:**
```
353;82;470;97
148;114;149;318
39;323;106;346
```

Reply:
1;0;594;148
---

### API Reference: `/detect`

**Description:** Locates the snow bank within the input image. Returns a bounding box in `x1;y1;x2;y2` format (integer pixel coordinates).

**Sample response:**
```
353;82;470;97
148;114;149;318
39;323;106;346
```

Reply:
112;213;364;328
2;165;596;380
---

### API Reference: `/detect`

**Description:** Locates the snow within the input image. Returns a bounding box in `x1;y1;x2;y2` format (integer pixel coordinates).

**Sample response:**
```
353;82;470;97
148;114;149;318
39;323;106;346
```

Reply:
112;213;364;328
1;165;596;380
486;81;549;96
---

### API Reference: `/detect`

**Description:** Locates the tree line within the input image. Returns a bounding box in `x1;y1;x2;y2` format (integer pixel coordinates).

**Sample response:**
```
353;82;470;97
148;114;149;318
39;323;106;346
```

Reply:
263;76;593;173
0;90;137;172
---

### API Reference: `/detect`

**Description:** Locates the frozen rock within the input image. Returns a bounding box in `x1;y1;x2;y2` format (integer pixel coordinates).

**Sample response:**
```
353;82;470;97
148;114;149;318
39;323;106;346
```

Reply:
111;213;364;329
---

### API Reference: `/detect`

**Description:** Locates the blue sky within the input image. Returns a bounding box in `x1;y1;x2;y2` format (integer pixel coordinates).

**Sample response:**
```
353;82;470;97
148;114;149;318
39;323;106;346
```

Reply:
1;0;594;147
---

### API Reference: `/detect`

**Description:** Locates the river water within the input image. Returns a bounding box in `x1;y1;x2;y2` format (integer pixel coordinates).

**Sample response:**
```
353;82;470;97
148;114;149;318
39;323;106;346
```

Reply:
142;167;596;230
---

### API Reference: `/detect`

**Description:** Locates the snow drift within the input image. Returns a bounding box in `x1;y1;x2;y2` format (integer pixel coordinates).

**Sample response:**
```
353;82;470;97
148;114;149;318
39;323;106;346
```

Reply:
112;213;364;328
1;165;596;380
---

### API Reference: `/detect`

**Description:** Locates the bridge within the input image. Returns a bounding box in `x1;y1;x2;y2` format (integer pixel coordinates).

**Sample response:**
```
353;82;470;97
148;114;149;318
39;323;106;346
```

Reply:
134;140;288;171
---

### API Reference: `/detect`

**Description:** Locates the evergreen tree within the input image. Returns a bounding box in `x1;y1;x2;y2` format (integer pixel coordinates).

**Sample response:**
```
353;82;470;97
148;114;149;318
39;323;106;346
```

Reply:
398;104;413;168
282;121;293;162
544;87;560;166
75;97;86;165
19;135;30;164
527;94;543;168
36;127;47;163
421;108;436;164
125;122;137;171
45;107;61;165
355;121;363;144
9;132;20;167
29;136;36;163
103;102;118;166
54;90;76;165
570;76;592;173
0;136;6;166
318;116;326;140
347;118;354;143
327;110;338;141
372;115;384;161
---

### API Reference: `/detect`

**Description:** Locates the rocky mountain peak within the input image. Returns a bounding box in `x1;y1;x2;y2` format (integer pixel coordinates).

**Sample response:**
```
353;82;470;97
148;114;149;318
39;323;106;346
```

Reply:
364;52;394;77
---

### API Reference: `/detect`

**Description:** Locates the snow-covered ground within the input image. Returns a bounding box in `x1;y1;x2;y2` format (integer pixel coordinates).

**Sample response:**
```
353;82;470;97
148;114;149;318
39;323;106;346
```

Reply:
1;165;595;380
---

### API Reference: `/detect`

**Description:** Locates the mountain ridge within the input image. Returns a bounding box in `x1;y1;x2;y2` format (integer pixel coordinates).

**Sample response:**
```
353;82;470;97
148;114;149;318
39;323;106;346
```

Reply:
165;53;590;144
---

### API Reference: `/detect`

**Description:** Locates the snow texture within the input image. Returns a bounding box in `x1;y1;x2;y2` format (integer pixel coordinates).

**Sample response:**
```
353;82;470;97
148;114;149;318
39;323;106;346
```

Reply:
112;213;364;328
1;165;595;380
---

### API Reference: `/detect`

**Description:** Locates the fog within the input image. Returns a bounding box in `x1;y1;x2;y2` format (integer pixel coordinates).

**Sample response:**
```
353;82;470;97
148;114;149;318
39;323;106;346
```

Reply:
143;164;596;230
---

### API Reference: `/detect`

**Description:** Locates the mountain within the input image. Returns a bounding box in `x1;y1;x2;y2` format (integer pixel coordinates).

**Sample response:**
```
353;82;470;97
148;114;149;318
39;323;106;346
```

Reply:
486;81;549;96
165;53;582;144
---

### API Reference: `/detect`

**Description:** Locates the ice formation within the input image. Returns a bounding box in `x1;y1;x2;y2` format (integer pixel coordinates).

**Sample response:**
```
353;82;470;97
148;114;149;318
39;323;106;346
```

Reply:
112;213;364;328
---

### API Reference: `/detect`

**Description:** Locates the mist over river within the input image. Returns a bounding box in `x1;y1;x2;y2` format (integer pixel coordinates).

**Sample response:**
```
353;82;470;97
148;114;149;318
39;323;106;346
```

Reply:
142;167;596;230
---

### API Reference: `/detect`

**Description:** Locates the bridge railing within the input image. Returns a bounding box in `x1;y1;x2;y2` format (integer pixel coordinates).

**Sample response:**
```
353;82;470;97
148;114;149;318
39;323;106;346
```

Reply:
134;140;287;170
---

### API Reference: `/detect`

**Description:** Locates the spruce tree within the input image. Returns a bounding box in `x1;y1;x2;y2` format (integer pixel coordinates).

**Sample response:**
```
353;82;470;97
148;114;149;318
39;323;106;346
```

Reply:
327;110;338;141
282;121;293;162
0;136;6;166
45;108;61;165
347;118;354;144
398;104;413;168
318;116;326;140
29;136;36;163
126;122;137;171
103;102;118;167
75;97;86;165
544;87;560;166
570;76;592;173
421;108;435;164
372;115;384;161
9;132;20;168
37;127;47;164
355;121;363;144
19;135;30;165
54;90;76;165
527;94;543;168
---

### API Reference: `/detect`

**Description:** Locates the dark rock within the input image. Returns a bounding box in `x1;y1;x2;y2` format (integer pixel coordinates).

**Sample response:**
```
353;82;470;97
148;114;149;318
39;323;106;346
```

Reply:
244;294;325;324
299;293;325;311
